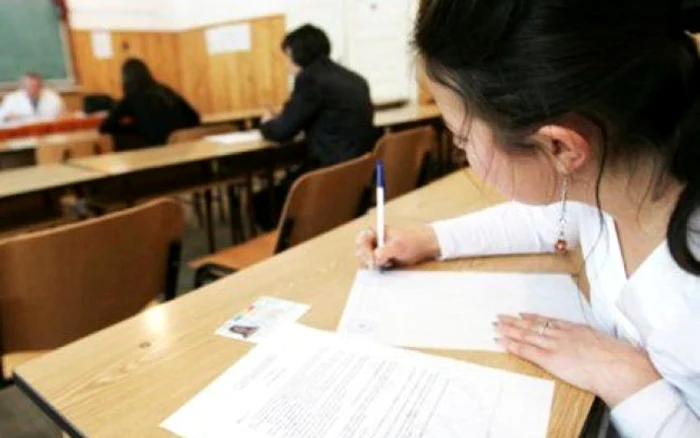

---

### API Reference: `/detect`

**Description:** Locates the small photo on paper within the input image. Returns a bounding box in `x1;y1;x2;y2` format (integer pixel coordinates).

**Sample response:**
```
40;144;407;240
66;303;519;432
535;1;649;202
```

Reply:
228;324;259;339
216;296;310;343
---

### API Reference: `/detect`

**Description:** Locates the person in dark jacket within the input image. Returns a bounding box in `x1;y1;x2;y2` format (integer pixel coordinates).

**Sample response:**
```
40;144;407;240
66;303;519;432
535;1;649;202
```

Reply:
254;25;376;229
99;58;200;147
260;24;375;169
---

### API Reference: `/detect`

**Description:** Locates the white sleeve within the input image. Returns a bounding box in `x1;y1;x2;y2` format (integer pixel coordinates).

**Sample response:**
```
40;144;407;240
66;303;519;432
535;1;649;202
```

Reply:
611;380;700;437
611;308;700;437
0;95;11;122
47;90;65;117
430;201;582;259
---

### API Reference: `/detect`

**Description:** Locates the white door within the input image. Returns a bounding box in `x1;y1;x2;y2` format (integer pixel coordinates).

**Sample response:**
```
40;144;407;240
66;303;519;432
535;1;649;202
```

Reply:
285;0;346;62
345;0;415;103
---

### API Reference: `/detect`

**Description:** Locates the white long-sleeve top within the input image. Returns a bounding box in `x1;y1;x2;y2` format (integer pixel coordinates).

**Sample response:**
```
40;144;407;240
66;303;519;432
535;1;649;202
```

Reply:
0;88;65;124
431;202;700;438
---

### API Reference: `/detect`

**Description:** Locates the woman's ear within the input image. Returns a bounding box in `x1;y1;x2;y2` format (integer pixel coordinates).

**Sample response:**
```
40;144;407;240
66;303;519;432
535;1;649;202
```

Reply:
532;124;594;175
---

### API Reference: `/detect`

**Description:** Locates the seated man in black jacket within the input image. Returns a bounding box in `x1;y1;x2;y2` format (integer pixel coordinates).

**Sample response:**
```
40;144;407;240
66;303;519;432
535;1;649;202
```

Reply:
260;24;375;169
255;25;376;229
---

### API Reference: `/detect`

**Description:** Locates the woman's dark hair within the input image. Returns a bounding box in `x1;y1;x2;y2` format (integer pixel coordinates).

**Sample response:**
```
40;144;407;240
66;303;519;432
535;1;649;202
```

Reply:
122;58;157;96
282;24;331;68
415;0;700;275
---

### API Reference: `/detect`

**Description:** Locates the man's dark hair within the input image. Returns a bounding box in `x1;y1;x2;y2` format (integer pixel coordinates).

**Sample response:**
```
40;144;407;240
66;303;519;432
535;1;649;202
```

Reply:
282;24;331;68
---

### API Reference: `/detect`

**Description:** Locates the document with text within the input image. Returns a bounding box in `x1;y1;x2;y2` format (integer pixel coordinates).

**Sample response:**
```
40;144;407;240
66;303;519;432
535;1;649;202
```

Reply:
206;130;262;145
162;324;554;438
338;270;589;351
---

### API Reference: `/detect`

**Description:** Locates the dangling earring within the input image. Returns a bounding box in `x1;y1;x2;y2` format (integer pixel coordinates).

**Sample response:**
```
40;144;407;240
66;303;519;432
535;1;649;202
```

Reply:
555;175;569;254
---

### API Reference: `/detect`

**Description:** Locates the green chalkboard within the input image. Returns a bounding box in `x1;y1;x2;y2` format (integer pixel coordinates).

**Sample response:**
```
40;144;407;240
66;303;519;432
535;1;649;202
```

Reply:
0;0;72;85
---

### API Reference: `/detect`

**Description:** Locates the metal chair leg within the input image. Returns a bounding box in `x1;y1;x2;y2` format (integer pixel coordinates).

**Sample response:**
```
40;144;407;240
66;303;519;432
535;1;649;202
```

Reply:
204;189;215;253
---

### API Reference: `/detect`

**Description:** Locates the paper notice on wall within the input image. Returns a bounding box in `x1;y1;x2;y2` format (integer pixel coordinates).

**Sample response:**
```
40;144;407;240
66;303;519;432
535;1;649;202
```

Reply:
205;23;252;55
91;31;113;60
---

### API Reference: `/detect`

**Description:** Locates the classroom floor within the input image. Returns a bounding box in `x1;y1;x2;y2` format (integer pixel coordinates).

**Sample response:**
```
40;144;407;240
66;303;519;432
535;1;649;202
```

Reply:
0;196;238;438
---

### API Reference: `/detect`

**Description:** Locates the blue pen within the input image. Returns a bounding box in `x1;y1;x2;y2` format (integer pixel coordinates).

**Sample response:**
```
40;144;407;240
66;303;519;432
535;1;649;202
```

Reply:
376;160;386;248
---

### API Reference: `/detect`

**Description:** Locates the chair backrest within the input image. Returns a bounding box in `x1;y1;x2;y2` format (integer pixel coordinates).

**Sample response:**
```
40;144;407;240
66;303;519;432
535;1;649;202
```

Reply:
275;154;375;252
373;126;438;201
35;134;113;165
167;124;236;144
83;93;116;114
0;199;184;355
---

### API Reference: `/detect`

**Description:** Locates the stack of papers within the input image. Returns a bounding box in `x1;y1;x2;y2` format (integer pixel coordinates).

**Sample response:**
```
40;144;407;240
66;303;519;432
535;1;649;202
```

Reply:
162;271;589;437
162;324;555;438
206;130;262;145
338;270;589;351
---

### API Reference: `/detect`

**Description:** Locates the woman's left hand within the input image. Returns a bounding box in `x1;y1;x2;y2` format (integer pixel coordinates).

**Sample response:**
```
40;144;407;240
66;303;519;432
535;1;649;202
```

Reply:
495;313;661;407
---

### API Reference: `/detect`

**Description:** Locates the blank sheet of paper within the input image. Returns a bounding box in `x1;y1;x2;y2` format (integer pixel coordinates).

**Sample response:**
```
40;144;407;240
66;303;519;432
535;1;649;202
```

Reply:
206;130;262;145
338;270;590;351
162;324;554;438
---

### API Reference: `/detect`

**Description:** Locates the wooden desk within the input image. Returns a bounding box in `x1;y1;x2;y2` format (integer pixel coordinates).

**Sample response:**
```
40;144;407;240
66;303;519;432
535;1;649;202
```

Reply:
69;140;274;176
69;139;305;251
0;129;101;153
201;108;265;129
0;164;104;235
374;103;441;129
0;130;102;170
200;104;442;132
0;164;103;200
15;171;593;437
0;113;104;141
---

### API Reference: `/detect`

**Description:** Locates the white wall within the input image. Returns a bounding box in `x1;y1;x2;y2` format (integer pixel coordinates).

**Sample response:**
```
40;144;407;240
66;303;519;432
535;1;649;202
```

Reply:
69;0;287;31
172;0;284;29
68;0;419;101
68;0;179;31
286;0;346;62
345;0;415;103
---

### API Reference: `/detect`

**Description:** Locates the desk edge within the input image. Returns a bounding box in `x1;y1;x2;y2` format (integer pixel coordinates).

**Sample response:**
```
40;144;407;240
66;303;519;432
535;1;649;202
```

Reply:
13;372;87;438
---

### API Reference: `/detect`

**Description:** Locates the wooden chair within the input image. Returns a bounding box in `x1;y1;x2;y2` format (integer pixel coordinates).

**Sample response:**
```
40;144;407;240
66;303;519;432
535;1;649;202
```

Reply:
34;134;113;164
190;154;376;287
0;199;184;382
373;126;438;201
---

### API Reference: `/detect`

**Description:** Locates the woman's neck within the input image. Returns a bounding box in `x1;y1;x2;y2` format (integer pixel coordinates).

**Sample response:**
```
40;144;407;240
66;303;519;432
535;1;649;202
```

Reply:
580;163;685;276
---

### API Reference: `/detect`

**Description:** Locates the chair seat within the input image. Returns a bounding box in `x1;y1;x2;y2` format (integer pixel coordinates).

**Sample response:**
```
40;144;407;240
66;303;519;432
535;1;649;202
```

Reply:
190;231;279;272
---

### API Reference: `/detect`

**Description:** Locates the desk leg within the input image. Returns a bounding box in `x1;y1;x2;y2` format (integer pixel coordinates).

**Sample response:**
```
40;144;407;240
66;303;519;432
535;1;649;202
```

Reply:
243;173;256;240
266;167;278;224
204;189;215;253
164;240;182;301
226;184;244;244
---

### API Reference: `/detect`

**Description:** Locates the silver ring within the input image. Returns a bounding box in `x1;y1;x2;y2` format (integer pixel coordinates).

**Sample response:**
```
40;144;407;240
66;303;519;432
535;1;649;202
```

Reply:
537;321;552;335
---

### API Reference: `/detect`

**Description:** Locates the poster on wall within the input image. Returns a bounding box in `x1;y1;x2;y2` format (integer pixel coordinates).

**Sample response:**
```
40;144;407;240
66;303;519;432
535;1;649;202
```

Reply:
205;23;252;55
90;31;113;59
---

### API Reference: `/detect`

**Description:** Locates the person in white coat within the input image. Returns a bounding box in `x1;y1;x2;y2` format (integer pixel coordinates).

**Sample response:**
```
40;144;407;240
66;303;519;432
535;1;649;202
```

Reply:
0;72;65;124
356;1;700;436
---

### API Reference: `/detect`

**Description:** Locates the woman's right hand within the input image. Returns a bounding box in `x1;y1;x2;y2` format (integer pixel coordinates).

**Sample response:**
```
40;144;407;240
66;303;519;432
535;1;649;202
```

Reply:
354;224;442;269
